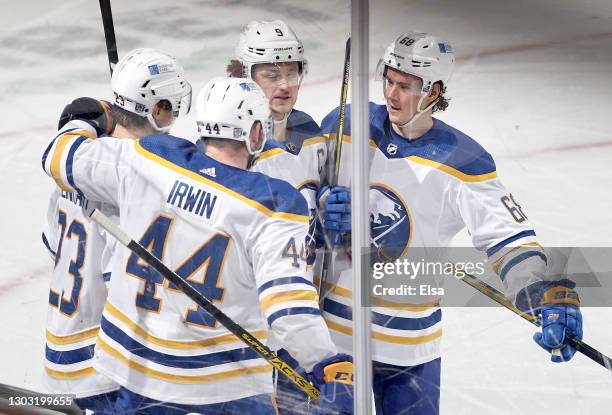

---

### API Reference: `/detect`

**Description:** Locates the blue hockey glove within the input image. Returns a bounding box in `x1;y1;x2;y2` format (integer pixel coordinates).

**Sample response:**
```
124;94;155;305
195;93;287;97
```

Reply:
517;279;582;363
533;281;582;362
318;186;351;247
310;354;354;415
59;97;114;136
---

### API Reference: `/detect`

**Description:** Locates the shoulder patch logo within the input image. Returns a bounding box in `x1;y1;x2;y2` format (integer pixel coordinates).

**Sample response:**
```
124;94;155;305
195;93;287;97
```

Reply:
200;167;216;177
387;143;397;155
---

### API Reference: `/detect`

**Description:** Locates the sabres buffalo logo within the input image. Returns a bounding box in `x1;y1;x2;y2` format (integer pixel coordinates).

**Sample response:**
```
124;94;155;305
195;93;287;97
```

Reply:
369;184;411;262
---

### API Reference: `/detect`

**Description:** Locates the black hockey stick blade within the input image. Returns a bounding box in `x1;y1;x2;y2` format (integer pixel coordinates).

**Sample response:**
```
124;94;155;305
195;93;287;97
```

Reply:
99;0;119;75
89;209;321;400
454;267;612;372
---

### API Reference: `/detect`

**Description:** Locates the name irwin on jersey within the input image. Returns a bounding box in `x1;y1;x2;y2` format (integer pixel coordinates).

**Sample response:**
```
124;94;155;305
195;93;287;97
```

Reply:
166;180;218;219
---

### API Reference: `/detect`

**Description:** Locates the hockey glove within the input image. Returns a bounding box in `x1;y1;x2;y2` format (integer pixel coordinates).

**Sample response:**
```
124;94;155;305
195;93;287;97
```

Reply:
310;354;354;415
58;97;114;136
318;186;351;247
517;279;582;362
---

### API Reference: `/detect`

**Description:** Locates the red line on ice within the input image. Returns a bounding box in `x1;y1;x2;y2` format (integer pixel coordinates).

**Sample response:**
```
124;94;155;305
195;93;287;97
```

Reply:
0;265;51;297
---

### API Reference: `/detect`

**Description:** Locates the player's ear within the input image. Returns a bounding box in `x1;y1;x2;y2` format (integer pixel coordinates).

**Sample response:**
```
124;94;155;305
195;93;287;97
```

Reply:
152;100;174;128
249;121;263;152
426;83;441;106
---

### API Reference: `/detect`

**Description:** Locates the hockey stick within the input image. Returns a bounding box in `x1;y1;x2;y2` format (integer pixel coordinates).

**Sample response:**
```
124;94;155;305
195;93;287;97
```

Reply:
89;209;321;399
318;37;351;299
99;0;119;75
453;267;612;372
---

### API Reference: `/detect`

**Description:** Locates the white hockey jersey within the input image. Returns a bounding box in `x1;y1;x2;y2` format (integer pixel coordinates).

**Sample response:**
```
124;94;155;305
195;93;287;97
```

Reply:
319;103;546;366
41;120;337;405
41;129;118;398
252;109;327;211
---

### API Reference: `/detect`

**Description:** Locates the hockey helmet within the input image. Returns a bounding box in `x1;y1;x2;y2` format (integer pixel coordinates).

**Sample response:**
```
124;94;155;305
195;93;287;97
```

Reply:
196;77;271;156
236;20;308;82
376;33;455;95
111;48;192;133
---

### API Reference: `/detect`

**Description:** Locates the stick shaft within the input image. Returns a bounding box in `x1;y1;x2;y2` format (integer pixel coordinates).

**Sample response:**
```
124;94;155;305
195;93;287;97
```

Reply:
319;37;351;299
455;268;612;372
99;0;119;75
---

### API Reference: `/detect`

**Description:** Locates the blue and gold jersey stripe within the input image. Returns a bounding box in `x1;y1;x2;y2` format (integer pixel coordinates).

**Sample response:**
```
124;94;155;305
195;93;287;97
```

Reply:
45;366;96;380
260;290;319;312
46;326;99;346
406;156;498;182
104;301;267;350
97;337;272;384
323;298;442;331
325;318;443;345
315;277;438;312
102;316;262;369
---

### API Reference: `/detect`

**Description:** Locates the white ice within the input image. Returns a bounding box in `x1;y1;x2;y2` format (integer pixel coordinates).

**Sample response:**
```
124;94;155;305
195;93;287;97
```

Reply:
0;0;611;414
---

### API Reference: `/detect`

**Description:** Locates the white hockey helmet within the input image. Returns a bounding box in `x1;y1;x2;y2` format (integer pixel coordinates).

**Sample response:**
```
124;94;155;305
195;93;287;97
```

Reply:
236;20;308;81
376;32;455;95
376;33;455;127
111;48;192;133
196;77;272;156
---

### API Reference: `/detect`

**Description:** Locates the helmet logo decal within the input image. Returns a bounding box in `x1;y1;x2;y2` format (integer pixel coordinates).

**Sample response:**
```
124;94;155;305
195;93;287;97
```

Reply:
438;43;452;53
148;63;174;76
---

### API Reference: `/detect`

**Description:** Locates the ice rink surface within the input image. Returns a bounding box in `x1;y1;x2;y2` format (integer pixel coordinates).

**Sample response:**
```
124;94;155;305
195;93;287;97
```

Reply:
0;0;611;413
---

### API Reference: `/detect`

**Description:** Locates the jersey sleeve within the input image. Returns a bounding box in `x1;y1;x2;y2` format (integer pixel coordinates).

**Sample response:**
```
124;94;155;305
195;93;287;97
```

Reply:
457;176;548;304
41;188;61;260
250;196;337;371
41;119;131;206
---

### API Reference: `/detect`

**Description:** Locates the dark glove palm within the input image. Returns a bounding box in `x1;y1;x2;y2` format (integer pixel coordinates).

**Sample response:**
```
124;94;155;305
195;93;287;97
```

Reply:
58;97;114;136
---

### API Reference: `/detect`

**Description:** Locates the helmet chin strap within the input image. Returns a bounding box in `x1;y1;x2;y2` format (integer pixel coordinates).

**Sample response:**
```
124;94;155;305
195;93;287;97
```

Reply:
146;113;171;134
273;112;289;124
397;94;439;129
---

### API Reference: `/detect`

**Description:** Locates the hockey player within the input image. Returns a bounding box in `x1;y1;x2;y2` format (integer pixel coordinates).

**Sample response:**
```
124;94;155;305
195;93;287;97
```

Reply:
40;47;191;413
41;76;353;414
319;33;582;414
228;20;326;213
228;21;329;413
